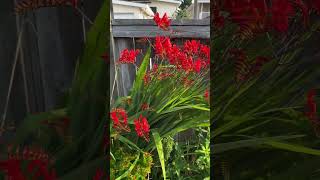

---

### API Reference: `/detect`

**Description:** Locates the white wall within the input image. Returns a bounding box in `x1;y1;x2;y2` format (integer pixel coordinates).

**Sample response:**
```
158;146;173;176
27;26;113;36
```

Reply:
149;1;180;18
113;4;151;19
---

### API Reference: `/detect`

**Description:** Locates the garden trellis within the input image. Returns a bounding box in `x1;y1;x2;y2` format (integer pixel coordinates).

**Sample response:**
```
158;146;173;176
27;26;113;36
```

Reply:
110;18;210;100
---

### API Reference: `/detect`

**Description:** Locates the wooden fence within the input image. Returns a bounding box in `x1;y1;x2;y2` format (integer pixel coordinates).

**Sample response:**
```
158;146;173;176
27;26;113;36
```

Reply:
0;1;103;140
110;19;210;100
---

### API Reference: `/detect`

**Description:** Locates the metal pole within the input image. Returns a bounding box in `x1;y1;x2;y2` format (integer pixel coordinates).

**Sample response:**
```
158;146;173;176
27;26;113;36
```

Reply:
193;0;199;19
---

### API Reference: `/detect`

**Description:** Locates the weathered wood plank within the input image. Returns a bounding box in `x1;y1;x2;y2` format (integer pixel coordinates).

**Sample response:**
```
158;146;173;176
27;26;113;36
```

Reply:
113;30;209;38
114;38;136;96
112;19;210;26
112;19;210;38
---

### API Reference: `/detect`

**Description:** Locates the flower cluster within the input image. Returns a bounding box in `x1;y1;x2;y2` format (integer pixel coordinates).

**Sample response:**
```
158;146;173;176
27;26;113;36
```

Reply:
110;108;130;132
154;37;210;73
229;48;269;83
117;49;141;64
305;89;320;136
110;108;151;142
306;89;317;122
153;13;171;30
214;0;320;33
93;169;107;180
204;89;209;103
0;146;56;180
134;115;150;142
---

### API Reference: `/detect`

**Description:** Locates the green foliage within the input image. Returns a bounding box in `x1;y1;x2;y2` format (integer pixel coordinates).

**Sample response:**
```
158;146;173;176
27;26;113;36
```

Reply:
174;0;192;20
4;1;109;179
164;128;210;180
179;0;192;10
162;136;175;161
111;37;210;178
212;11;320;179
111;146;153;180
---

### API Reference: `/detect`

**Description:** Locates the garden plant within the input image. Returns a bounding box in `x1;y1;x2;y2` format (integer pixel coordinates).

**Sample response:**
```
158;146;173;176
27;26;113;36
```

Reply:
0;1;211;180
110;12;210;179
212;0;320;179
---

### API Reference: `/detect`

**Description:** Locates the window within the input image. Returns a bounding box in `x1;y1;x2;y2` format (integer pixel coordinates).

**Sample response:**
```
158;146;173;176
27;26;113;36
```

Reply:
199;3;210;19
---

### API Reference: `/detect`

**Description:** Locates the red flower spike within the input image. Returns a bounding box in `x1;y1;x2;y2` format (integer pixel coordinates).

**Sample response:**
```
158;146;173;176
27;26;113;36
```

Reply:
110;108;130;132
193;59;202;73
293;0;309;27
305;89;320;136
152;64;159;72
154;36;173;59
153;13;171;30
144;73;151;85
110;112;119;128
306;89;317;122
184;40;200;56
204;89;209;102
93;169;105;180
141;103;150;111
312;0;320;14
213;5;225;28
270;0;295;32
134;118;143;137
134;115;150;141
141;117;150;134
118;49;140;64
200;44;210;59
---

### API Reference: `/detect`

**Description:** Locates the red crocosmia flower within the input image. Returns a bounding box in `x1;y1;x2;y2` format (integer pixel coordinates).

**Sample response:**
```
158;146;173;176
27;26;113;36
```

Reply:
118;49;140;64
134;115;150;142
182;76;194;87
224;0;268;33
93;169;105;180
193;59;202;73
153;12;171;30
270;0;295;32
178;53;193;72
184;40;200;55
152;64;159;72
0;159;26;180
200;44;210;59
141;103;150;110
167;45;181;65
306;89;317;121
141;117;150;135
199;44;210;66
143;73;151;85
155;37;165;57
312;0;320;14
251;56;270;74
1;146;56;180
293;0;309;27
163;38;172;52
204;89;209;102
224;0;261;24
213;5;225;28
134;120;143;137
110;112;119;127
110;108;130;132
305;89;320;136
27;160;56;180
155;37;172;59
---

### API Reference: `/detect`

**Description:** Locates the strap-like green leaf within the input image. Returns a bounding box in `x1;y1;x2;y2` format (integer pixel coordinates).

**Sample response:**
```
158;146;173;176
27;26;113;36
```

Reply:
115;153;140;180
131;47;151;94
152;129;166;180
